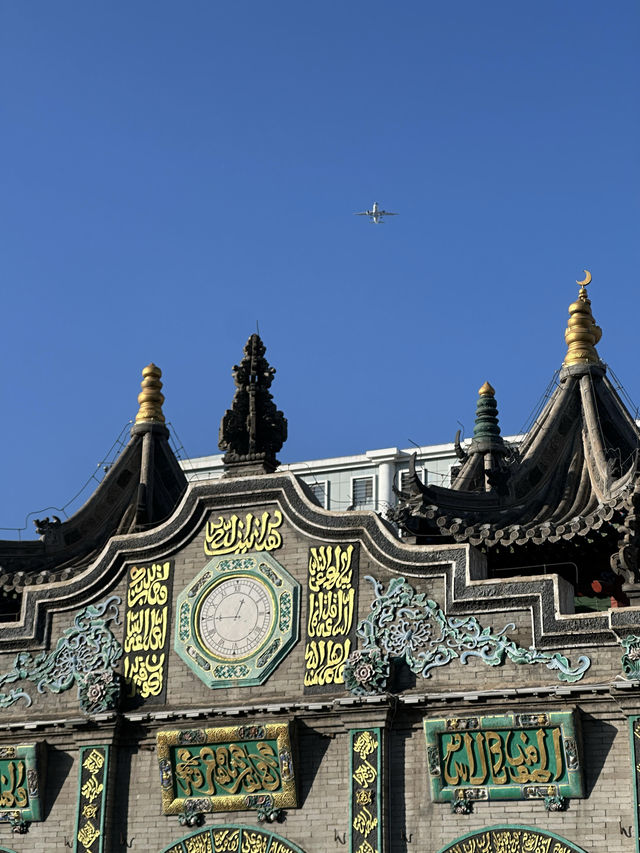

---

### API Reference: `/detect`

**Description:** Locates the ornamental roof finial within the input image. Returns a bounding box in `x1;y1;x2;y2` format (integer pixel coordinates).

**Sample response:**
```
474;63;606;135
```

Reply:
218;334;287;476
563;271;602;367
135;363;166;424
473;381;502;441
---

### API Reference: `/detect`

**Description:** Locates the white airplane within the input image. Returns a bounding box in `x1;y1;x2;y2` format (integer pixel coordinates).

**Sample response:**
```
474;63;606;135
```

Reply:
354;201;398;224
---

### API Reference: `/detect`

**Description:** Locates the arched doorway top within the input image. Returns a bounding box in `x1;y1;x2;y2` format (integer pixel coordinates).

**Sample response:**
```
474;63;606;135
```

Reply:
436;825;589;853
159;824;307;853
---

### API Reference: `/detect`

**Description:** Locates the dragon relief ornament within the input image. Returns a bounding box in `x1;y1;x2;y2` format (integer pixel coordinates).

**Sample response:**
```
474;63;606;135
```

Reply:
0;596;123;713
620;634;640;679
344;577;590;695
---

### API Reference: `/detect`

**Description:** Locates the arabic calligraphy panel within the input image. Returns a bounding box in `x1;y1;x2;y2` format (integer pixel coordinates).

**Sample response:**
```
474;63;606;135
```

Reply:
0;743;44;825
424;711;584;803
156;723;297;815
437;826;589;853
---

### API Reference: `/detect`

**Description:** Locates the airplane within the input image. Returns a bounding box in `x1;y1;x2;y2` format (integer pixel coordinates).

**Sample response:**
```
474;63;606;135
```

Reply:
354;201;398;224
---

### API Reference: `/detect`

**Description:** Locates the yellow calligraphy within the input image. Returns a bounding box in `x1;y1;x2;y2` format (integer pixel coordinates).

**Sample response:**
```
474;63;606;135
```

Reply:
304;545;355;686
124;562;170;699
124;653;166;698
81;776;104;804
213;829;241;852
77;821;100;848
240;832;268;853
353;806;378;836
185;833;212;853
204;511;283;556
175;742;281;797
82;749;105;774
442;728;565;787
0;760;27;808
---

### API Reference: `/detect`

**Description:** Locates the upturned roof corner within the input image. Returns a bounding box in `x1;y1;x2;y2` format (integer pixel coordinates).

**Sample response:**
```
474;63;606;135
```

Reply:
0;362;187;608
391;273;640;601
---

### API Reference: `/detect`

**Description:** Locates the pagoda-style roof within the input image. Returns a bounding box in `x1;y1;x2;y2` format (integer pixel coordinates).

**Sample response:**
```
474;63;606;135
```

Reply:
0;365;186;603
391;275;640;596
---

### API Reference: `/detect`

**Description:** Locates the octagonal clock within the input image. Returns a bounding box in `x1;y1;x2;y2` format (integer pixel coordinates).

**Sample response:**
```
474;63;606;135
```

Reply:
175;552;300;688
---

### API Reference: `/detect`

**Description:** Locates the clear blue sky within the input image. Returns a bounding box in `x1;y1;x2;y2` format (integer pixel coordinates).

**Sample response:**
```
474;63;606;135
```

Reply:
1;2;639;536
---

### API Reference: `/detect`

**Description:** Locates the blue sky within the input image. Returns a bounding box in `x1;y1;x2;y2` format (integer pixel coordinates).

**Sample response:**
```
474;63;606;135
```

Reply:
1;2;639;535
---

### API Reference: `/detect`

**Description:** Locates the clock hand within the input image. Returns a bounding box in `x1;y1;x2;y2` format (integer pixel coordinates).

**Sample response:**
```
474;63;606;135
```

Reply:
233;599;245;619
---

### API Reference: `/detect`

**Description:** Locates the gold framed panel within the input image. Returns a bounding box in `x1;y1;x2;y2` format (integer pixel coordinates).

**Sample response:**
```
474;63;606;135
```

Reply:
157;722;297;815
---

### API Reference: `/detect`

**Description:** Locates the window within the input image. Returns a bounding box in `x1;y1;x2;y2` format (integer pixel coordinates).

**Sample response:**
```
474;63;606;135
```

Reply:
352;477;374;509
399;469;424;492
308;481;328;508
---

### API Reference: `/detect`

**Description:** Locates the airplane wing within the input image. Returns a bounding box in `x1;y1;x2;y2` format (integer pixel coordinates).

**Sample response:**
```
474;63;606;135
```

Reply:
354;211;371;216
379;211;398;216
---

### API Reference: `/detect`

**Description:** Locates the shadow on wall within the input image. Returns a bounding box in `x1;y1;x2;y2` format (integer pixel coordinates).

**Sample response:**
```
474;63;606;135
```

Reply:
44;745;74;821
580;710;617;798
388;727;412;853
296;720;332;807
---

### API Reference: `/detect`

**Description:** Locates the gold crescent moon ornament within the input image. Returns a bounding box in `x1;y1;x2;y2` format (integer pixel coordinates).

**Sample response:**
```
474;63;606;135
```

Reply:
576;270;592;286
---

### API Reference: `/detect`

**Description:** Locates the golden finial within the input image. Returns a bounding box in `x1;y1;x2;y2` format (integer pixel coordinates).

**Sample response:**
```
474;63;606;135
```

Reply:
563;271;602;367
135;363;166;423
478;381;495;397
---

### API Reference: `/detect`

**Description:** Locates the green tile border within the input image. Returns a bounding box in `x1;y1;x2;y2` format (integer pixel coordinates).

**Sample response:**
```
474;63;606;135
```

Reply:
630;716;640;853
74;745;109;853
349;728;382;853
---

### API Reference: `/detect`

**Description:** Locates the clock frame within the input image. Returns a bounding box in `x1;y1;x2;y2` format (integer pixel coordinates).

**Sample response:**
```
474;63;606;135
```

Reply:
175;552;300;689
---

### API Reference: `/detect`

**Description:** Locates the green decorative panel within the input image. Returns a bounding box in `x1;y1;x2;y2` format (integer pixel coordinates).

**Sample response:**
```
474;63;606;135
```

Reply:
424;711;583;803
349;729;383;853
160;825;307;853
0;743;45;825
436;825;589;853
157;723;297;815
175;551;300;688
74;745;109;853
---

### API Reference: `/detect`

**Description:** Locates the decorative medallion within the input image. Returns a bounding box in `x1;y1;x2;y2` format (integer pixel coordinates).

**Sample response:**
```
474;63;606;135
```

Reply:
304;544;359;693
123;561;173;705
74;746;109;853
350;729;383;853
344;576;590;695
175;551;299;689
159;825;307;853
424;711;584;804
436;825;589;853
0;743;45;830
156;723;297;816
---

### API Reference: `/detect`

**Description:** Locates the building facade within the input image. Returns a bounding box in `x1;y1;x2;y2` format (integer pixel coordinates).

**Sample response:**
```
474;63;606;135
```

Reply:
0;280;638;853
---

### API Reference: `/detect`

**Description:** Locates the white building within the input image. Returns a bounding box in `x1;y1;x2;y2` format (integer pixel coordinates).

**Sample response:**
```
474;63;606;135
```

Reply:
180;436;521;515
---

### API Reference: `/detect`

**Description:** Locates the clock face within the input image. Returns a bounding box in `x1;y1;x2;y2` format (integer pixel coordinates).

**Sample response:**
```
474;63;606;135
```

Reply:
175;550;300;689
196;575;275;660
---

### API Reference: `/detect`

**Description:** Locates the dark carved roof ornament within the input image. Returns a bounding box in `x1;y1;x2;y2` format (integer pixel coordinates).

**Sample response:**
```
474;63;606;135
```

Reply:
219;334;288;477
